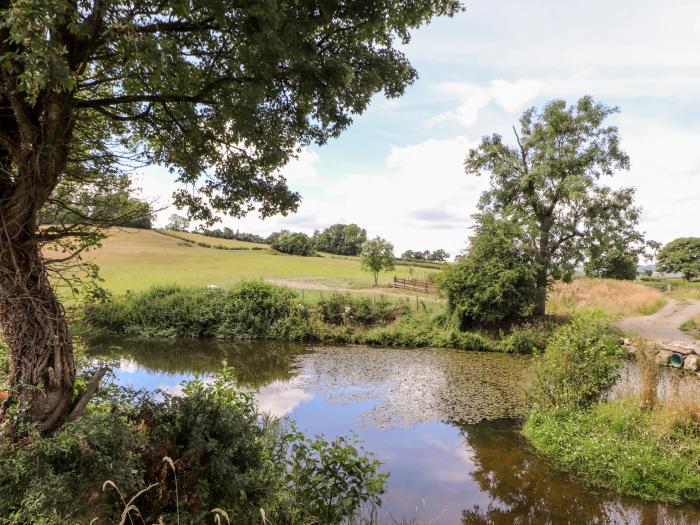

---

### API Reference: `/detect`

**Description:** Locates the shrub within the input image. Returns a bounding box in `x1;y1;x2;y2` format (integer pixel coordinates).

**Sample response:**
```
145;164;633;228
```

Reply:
528;310;623;409
439;215;536;327
84;281;310;340
216;281;309;340
0;409;147;524
271;231;315;256
316;293;408;326
501;318;560;354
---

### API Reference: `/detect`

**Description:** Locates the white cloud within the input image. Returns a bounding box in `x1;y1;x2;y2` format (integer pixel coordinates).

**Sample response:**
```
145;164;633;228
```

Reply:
431;79;543;127
279;148;320;182
255;381;312;417
616;122;700;245
266;136;489;256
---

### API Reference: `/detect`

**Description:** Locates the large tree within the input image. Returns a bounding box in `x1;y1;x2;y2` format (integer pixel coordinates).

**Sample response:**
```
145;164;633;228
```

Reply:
465;97;651;316
656;237;700;280
0;0;461;431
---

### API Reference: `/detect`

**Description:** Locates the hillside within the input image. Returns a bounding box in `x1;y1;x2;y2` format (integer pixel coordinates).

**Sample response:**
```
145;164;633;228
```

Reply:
80;228;438;297
160;229;268;249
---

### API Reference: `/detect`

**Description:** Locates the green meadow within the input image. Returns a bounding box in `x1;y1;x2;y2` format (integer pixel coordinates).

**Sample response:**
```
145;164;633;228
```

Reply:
79;228;439;299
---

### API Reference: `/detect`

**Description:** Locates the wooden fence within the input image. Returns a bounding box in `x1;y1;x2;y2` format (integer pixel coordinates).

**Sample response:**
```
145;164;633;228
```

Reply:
392;276;438;294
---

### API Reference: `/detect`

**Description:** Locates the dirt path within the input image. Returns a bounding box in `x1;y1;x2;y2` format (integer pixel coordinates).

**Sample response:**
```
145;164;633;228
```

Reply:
616;298;700;343
266;278;439;301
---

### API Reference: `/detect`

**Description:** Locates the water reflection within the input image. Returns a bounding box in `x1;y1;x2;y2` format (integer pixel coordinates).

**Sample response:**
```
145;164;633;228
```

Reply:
85;338;700;524
86;335;309;388
458;420;700;525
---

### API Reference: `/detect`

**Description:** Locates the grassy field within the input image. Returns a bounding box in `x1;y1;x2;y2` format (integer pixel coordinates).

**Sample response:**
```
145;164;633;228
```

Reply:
79;228;439;298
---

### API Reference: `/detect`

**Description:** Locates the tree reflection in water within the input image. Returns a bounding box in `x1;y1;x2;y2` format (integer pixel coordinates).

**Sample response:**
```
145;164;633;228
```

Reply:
84;336;308;388
458;419;697;525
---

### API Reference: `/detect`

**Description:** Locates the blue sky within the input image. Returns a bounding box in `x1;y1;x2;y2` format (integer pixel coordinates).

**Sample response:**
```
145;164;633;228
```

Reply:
138;0;700;258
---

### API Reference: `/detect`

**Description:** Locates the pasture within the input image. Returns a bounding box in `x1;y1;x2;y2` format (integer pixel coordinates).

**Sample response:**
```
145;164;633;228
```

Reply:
80;228;439;298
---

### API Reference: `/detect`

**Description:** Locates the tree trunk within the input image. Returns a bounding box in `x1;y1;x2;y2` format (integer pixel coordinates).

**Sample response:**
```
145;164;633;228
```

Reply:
0;221;75;432
533;264;548;317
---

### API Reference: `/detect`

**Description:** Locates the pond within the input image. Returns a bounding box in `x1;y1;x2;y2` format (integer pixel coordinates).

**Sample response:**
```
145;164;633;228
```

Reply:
86;338;700;524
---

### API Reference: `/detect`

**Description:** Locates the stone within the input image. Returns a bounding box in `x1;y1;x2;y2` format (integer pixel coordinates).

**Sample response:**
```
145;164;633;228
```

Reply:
666;342;695;355
683;354;700;372
655;350;673;366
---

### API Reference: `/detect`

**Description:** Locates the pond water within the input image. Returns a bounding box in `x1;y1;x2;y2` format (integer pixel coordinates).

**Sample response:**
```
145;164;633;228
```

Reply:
86;338;700;524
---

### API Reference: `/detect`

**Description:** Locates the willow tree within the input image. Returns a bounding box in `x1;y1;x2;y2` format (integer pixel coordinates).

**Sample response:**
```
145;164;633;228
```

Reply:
465;97;652;317
0;0;461;431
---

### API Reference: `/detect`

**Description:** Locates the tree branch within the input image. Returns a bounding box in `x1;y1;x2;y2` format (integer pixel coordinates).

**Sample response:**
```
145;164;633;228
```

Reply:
66;367;108;423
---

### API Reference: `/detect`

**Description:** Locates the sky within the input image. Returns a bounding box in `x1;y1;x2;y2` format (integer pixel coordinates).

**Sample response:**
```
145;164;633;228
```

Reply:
135;0;700;258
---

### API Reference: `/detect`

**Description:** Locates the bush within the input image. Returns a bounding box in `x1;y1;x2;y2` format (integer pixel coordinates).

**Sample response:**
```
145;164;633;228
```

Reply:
0;371;387;524
501;318;560;354
84;281;310;340
216;281;309;340
316;293;408;326
271;231;315;256
439;215;536;327
528;310;623;409
0;409;147;524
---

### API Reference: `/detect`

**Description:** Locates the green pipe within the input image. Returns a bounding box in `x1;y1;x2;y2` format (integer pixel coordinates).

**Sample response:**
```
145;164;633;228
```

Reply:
668;353;684;368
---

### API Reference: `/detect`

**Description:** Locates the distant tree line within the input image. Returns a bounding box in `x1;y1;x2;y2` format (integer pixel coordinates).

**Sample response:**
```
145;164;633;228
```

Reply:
268;230;316;256
313;224;367;256
197;226;267;244
400;249;449;262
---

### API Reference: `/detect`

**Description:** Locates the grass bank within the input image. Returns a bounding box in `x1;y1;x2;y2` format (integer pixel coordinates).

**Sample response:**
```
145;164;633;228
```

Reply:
680;313;700;340
640;276;700;300
82;281;560;354
524;398;700;504
523;310;700;504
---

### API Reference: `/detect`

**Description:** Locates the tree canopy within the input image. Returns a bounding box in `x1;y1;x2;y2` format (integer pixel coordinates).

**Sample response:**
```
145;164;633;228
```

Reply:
360;237;395;285
439;214;536;326
271;231;315;256
313;223;367;256
656;238;700;280
465;96;653;315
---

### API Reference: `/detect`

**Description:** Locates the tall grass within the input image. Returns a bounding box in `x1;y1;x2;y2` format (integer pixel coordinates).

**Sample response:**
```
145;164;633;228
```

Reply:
635;338;661;410
548;278;666;317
